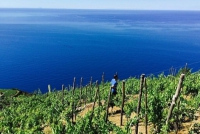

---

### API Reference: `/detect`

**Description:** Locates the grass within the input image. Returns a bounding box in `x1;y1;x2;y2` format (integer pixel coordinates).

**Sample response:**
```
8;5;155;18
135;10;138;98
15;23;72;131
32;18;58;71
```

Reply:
0;88;19;97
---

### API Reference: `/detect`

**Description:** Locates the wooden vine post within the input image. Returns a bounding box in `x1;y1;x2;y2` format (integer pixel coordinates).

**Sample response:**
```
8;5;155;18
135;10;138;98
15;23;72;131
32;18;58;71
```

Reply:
48;84;51;93
120;80;125;126
166;74;185;125
62;84;65;105
80;77;83;100
90;77;93;96
46;84;51;97
90;80;99;123
73;77;76;94
97;81;101;107
72;77;76;123
144;78;148;134
135;74;145;134
102;72;105;87
184;63;188;74
85;85;88;106
105;87;112;123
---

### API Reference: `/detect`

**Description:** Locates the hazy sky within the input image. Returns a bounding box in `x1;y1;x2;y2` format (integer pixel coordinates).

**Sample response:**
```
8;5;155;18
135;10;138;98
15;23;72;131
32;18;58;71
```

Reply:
0;0;200;10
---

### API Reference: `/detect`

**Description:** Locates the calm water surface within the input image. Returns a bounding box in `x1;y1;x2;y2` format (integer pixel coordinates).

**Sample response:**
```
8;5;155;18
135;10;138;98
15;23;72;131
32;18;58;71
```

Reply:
0;9;200;93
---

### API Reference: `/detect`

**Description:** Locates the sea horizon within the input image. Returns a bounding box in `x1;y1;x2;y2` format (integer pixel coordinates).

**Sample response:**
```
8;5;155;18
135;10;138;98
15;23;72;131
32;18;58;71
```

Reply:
1;7;200;11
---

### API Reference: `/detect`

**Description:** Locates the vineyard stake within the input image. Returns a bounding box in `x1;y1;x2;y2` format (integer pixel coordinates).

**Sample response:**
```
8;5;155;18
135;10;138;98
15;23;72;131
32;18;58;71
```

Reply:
62;84;64;105
48;84;51;93
120;80;125;126
85;85;88;106
166;74;185;125
90;80;99;123
72;77;76;123
184;63;188;74
90;77;93;96
144;78;148;134
73;77;76;94
80;77;83;103
97;81;100;107
135;74;145;134
102;72;105;87
105;87;112;123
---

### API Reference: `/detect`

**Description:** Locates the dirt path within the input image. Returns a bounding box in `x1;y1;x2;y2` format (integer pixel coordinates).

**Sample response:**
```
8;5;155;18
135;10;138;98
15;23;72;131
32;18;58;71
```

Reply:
78;103;200;134
43;102;200;134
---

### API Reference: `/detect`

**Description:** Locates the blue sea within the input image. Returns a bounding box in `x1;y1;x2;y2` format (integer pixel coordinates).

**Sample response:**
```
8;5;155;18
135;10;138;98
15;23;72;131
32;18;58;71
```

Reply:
0;8;200;93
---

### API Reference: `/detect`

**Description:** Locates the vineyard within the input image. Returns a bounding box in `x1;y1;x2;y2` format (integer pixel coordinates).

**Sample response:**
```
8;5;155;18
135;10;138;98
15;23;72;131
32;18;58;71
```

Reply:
0;68;200;134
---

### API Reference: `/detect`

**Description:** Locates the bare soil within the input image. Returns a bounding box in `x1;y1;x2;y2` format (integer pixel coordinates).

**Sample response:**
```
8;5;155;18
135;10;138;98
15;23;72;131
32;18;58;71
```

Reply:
78;102;200;134
43;101;200;134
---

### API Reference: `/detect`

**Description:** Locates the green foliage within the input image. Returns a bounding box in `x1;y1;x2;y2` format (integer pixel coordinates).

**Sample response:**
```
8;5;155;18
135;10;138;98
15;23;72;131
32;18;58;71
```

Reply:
0;88;18;97
177;67;192;76
189;123;200;134
183;73;200;96
0;70;200;133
